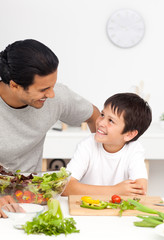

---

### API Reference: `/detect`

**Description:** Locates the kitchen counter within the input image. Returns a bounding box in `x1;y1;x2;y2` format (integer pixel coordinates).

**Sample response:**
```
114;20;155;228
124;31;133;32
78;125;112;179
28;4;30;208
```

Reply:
0;196;163;240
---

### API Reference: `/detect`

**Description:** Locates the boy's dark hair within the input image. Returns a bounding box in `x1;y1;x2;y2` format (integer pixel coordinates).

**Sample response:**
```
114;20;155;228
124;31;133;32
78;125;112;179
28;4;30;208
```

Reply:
0;39;59;89
104;93;152;142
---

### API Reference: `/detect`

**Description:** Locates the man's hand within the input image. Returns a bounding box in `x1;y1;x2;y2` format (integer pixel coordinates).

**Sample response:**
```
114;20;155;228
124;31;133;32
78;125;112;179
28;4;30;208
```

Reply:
114;179;147;196
0;195;15;218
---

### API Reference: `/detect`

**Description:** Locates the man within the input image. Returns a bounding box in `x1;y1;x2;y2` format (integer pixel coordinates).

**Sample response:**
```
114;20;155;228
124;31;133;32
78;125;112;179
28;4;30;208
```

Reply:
0;39;100;216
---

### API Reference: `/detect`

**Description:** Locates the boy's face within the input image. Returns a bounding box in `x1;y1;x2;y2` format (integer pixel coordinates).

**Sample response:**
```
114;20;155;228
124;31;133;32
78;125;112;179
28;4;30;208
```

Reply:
95;104;127;153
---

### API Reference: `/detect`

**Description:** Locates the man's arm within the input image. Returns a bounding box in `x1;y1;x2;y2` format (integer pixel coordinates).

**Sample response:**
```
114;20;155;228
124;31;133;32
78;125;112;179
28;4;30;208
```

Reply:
85;105;100;133
62;177;146;196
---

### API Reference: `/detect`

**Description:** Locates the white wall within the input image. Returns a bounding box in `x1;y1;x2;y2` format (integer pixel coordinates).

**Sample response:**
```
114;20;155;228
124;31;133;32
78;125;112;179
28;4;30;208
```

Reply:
0;0;164;196
0;0;164;122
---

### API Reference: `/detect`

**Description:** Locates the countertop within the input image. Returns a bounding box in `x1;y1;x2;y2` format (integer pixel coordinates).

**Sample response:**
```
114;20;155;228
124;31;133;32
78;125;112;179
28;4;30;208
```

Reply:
0;196;163;240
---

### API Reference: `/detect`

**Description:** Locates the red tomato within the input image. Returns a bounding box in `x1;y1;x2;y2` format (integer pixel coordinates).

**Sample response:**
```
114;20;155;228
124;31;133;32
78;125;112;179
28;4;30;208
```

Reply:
111;195;121;204
36;194;45;204
22;191;33;203
15;190;23;201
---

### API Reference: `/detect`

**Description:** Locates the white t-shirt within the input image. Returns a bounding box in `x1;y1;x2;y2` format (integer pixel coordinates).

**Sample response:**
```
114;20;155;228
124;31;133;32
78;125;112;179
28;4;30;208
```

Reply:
67;134;148;185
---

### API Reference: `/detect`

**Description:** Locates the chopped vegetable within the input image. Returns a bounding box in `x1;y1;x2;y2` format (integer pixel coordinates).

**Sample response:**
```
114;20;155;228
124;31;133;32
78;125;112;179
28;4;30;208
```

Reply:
15;190;23;200
108;199;139;216
0;167;70;204
81;196;100;204
81;200;108;210
127;199;159;215
127;199;164;228
80;196;139;214
23;198;79;236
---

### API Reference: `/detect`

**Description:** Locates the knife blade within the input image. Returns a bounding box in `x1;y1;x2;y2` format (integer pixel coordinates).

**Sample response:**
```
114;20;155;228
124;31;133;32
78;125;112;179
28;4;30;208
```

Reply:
154;203;164;206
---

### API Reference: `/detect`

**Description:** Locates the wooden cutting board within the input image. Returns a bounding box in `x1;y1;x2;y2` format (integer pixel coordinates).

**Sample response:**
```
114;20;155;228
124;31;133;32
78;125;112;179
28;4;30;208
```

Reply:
69;195;164;216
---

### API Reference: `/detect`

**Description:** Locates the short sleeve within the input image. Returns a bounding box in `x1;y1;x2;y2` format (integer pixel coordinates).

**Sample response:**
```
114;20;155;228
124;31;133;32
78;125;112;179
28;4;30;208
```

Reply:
54;83;93;126
66;136;92;181
128;142;148;180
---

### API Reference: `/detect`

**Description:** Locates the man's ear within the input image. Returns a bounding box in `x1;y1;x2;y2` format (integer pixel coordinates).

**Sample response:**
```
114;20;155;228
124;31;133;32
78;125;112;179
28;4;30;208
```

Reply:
124;130;138;142
9;80;20;91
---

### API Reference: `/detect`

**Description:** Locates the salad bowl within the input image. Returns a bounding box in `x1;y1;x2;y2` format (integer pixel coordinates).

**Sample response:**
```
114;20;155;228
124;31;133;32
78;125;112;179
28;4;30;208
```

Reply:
0;167;71;205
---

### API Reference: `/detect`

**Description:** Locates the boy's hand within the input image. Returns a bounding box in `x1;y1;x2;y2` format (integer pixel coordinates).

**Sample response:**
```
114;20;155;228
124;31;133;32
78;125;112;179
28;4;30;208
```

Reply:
114;180;146;196
0;195;15;218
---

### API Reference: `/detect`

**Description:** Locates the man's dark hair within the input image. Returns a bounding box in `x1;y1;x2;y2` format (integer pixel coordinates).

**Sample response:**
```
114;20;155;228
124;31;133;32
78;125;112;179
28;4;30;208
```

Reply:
0;39;59;89
104;93;152;142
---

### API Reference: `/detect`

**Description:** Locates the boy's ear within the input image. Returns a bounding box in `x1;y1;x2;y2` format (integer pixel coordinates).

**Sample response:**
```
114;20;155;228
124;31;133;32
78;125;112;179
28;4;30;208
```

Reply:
124;130;138;142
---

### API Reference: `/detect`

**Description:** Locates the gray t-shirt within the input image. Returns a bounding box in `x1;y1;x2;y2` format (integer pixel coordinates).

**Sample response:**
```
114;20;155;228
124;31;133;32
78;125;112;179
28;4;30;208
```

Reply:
0;83;93;172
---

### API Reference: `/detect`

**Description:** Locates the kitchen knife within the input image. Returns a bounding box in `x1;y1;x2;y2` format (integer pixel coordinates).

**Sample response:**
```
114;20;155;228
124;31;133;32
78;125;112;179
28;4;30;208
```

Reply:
154;203;164;206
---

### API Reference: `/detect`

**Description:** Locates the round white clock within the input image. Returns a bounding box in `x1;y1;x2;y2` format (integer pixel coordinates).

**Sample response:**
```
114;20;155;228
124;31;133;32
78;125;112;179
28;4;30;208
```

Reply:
106;9;145;48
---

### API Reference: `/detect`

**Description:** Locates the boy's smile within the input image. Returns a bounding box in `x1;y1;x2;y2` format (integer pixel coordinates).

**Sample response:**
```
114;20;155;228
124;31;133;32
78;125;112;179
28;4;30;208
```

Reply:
95;104;127;153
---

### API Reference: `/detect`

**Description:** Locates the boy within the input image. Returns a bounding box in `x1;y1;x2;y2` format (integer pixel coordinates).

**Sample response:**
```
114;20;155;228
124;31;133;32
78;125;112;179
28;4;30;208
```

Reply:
63;93;152;196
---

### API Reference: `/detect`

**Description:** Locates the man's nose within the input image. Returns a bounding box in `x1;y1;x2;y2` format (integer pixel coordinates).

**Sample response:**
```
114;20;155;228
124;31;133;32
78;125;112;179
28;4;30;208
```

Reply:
45;88;55;98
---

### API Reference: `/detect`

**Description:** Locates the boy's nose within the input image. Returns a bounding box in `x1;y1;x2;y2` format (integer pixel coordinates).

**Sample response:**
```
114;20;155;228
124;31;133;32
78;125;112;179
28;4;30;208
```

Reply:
98;118;107;126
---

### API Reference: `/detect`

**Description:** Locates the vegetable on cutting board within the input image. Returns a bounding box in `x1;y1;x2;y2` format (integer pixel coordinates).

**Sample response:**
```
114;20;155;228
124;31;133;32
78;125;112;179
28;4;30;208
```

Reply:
80;196;108;210
23;198;80;236
111;195;122;204
80;195;140;216
127;199;164;228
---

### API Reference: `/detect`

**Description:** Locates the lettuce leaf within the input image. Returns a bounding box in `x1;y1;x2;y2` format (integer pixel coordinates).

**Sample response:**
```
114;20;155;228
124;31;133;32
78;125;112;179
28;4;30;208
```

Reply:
23;198;79;236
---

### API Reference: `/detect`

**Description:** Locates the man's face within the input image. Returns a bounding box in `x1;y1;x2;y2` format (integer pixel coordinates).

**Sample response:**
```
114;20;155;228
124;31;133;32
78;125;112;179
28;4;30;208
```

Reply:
16;70;57;109
94;104;127;153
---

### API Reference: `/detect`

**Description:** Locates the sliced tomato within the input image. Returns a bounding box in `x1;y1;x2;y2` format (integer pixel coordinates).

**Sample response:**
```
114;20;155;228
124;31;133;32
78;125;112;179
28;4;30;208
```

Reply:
15;190;23;201
22;190;32;203
36;194;47;204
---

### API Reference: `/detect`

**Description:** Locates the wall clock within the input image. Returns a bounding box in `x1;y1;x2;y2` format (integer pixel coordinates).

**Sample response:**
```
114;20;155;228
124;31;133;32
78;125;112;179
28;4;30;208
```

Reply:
106;9;145;48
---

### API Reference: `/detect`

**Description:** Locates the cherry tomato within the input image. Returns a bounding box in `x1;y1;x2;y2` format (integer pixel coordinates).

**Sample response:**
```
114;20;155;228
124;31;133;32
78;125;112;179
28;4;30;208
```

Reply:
15;190;23;201
22;191;33;203
111;195;121;204
36;194;46;204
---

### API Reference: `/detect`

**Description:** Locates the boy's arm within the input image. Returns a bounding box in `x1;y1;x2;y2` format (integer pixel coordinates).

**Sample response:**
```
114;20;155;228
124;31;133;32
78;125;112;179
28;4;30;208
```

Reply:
62;177;146;196
135;178;147;194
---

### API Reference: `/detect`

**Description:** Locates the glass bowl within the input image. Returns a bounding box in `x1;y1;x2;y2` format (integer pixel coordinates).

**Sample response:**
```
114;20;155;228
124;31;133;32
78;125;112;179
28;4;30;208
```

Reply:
0;168;71;205
1;203;45;229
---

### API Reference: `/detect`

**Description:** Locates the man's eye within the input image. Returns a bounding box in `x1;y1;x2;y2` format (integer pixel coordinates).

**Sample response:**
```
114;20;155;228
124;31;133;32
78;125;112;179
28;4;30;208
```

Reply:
100;113;104;117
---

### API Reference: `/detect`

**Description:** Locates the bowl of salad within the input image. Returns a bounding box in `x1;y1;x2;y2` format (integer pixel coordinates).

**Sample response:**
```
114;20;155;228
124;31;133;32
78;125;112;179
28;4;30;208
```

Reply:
0;167;71;205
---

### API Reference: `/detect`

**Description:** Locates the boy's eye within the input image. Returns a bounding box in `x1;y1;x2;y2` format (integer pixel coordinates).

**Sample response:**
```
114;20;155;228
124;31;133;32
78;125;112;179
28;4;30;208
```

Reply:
109;119;114;123
100;113;104;117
